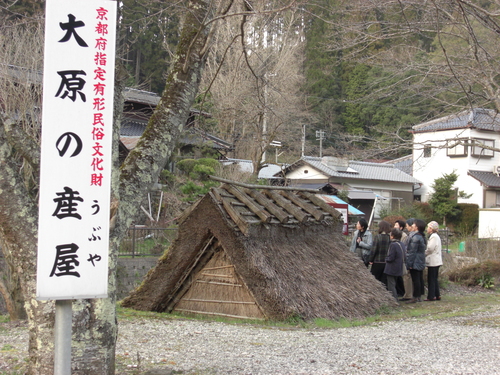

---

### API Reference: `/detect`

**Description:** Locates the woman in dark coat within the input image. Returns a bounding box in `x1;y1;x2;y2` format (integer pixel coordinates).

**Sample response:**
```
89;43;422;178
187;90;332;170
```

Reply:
384;228;406;302
406;219;427;303
369;220;392;286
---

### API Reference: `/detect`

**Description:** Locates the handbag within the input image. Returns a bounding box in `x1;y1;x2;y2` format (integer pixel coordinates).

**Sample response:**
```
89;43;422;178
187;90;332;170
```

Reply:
395;242;407;275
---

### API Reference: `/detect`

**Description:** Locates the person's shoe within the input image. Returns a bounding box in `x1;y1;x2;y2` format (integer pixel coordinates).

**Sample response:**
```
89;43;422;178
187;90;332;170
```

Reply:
436;296;441;300
406;298;417;304
399;298;411;301
417;297;422;302
424;298;436;301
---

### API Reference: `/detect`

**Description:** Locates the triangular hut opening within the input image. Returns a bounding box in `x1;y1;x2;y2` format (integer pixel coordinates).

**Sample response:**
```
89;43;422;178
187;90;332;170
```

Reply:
122;179;396;321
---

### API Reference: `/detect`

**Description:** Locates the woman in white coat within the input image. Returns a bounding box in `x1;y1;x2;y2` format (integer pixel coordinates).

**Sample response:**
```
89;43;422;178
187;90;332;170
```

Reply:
425;221;443;301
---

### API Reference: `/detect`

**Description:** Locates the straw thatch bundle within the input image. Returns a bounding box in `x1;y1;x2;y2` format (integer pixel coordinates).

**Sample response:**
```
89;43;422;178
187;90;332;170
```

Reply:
122;181;395;320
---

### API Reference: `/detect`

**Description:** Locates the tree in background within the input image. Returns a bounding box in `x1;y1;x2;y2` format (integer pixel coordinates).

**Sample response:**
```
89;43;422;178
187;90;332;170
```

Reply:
0;0;302;373
120;0;180;94
429;171;471;226
324;0;500;119
200;2;310;175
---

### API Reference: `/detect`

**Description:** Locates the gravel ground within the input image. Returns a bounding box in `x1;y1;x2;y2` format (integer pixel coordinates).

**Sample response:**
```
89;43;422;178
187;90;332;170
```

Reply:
1;301;500;374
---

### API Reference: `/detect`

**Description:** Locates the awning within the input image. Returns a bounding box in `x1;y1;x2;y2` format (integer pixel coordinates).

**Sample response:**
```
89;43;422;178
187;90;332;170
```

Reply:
348;190;378;200
317;195;365;216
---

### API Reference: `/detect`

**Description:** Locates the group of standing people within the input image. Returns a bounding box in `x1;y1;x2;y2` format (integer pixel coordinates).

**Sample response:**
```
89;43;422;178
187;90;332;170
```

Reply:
350;217;443;303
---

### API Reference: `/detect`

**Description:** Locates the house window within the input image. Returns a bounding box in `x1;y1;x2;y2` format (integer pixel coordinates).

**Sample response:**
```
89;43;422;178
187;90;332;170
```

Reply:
446;139;467;157
423;144;431;158
496;192;500;207
472;138;495;158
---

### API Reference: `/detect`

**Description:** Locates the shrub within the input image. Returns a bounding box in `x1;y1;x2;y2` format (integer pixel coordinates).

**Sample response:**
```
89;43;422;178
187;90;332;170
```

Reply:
176;159;198;175
452;203;479;236
447;260;500;287
190;164;214;181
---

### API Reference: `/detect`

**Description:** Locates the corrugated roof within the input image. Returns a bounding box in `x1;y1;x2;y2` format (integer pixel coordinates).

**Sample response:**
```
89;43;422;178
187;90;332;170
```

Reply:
468;170;500;188
287;156;420;184
411;108;500;133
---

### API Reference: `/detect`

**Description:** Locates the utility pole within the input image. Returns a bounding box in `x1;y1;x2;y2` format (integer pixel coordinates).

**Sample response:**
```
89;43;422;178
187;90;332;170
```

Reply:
316;130;325;158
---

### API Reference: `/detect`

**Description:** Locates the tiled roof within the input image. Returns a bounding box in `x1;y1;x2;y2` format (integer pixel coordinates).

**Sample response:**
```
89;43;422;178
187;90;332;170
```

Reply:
123;87;160;106
287;156;421;184
383;154;413;175
120;119;233;151
468;170;500;188
411;108;500;133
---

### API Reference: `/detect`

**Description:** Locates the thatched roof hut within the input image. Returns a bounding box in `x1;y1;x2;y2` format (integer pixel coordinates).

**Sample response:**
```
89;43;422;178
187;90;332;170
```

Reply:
122;179;395;321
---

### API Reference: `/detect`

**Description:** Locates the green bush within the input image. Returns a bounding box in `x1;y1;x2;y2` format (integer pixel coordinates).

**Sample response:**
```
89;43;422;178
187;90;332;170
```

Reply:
452;203;479;236
379;201;436;223
197;158;219;169
176;159;198;175
190;164;215;181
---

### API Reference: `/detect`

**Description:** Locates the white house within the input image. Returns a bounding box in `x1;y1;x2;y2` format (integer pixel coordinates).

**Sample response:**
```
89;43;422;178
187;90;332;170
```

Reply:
276;156;421;220
412;108;500;208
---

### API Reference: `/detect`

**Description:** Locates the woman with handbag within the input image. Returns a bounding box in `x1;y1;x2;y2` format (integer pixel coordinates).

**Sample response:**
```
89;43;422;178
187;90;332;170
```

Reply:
349;218;373;267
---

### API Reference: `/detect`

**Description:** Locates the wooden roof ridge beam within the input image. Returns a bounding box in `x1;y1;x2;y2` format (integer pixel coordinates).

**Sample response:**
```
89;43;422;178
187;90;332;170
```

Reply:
223;184;273;223
264;189;309;223
209;175;320;193
243;188;290;224
280;191;325;221
298;192;343;220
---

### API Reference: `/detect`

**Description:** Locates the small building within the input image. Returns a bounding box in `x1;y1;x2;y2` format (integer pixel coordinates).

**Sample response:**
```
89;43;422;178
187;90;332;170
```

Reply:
412;108;500;207
275;156;421;221
122;180;395;321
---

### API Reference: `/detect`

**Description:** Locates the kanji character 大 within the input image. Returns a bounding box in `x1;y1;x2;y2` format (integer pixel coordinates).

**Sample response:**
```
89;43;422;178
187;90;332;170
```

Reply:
59;14;88;47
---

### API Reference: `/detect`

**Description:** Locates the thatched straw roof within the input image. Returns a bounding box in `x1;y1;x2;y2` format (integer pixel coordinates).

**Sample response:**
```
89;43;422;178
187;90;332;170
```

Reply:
122;180;395;321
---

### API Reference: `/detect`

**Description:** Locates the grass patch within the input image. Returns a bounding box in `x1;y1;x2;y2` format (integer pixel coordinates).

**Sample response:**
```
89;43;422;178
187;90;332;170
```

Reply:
117;285;500;330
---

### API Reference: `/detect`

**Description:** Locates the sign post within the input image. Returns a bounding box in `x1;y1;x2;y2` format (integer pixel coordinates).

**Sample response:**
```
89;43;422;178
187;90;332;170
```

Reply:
37;1;117;372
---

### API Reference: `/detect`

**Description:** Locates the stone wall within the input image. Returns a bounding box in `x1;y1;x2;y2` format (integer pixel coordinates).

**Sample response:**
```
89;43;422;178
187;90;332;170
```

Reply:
0;257;159;315
116;257;159;301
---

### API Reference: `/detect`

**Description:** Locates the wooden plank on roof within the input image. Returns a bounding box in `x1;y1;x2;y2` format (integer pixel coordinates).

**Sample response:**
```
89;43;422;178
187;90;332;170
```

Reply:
223;184;272;223
299;192;342;220
221;198;249;234
264;190;308;223
211;187;224;203
280;191;325;221
243;188;289;224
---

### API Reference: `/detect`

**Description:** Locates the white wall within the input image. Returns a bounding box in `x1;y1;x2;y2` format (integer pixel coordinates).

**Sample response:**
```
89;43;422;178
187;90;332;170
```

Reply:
478;209;500;238
287;165;328;180
413;128;500;208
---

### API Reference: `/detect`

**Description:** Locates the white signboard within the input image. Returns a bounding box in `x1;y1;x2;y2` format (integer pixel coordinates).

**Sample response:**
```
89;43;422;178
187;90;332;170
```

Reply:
37;0;117;300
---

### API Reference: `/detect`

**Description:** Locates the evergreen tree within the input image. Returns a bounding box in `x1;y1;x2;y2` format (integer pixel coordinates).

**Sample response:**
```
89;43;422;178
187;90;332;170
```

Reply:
429;171;470;226
120;0;179;94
